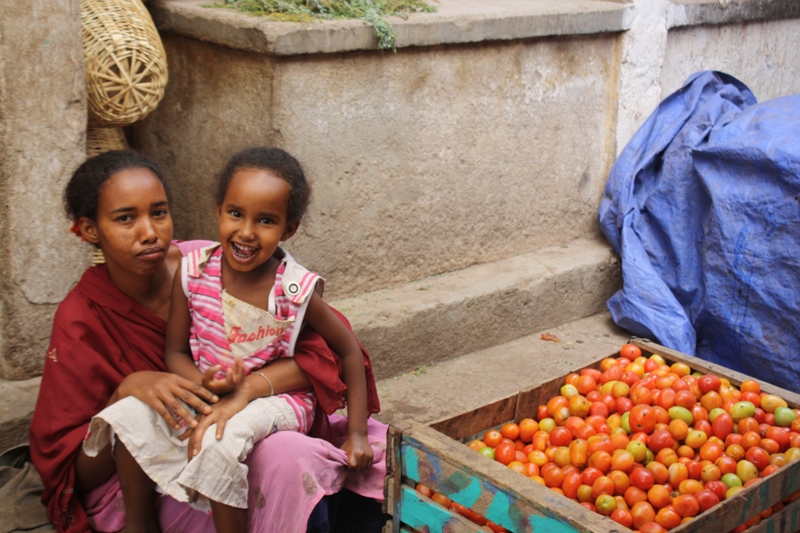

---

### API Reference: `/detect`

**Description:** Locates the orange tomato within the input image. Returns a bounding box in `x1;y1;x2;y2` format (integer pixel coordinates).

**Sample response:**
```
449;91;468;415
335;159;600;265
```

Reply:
673;494;700;517
630;501;657;530
740;379;761;394
647;484;672;509
655;506;682;530
500;422;520;441
494;442;516;465
483;430;503;448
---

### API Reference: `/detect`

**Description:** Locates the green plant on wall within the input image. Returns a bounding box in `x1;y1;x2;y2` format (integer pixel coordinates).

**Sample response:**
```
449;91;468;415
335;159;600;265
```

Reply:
213;0;437;51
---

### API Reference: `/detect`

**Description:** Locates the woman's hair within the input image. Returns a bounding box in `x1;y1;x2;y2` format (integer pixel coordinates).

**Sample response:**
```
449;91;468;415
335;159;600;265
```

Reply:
215;147;311;222
64;150;170;221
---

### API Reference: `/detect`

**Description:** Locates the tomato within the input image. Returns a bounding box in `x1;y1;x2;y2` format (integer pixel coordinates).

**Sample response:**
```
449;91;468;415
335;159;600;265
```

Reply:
415;483;433;498
764;426;790;450
500;422;520;441
741;431;762;450
678;479;703;495
630;467;655;490
668;462;688;487
478;447;495;460
581;466;603;486
673;494;700;517
607;469;631;495
561;470;582;500
646;461;670;484
589;450;612;473
675;389;697;409
736;460;758;483
483;430;503;448
594;494;617;516
655;506;682;530
716;455;738;476
494;442;516;466
542;464;566;488
624;485;649;507
591;476;616;499
518;418;539;443
745;446;770;470
537;405;548;421
685;430;708;449
630;501;657;530
712;412;734;440
549;427;572;447
577;375;598;396
761;394;788;414
431;491;452;508
695;489;721;512
647;429;675;453
615;396;634;414
647;484;672;509
699;441;724;463
629;404;657;434
698;374;722;394
610;507;633;528
620;343;642;360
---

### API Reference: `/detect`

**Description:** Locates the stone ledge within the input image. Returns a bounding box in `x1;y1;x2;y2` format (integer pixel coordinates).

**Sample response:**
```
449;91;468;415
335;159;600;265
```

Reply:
333;237;621;380
668;0;800;28
149;0;635;55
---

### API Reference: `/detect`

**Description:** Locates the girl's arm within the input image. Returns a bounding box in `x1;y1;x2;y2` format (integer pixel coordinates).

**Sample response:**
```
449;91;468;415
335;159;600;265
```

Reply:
303;293;373;472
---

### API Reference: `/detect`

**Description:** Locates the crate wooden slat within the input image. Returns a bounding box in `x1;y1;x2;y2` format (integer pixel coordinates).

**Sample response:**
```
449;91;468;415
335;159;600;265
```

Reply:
386;339;800;533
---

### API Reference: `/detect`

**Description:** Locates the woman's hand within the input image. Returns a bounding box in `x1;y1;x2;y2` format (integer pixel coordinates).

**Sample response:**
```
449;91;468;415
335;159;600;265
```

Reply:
341;433;374;473
201;359;245;396
115;371;218;431
187;387;250;460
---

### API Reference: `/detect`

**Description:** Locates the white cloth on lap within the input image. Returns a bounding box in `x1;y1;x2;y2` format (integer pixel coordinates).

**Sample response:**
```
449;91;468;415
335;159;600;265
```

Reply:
83;395;299;510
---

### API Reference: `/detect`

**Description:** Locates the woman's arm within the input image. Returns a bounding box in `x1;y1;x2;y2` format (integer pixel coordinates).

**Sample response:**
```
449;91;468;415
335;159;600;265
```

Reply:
303;293;372;472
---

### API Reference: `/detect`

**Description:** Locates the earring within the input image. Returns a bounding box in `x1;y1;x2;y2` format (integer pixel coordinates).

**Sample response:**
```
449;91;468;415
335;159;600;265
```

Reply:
92;248;106;265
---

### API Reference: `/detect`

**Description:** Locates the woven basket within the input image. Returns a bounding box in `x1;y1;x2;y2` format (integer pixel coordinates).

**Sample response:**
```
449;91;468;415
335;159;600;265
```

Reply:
86;126;129;158
81;0;168;127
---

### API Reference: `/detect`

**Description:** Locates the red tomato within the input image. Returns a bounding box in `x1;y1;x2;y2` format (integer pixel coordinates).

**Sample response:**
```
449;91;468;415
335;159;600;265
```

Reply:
620;343;642;360
629;404;657;434
695;489;721;512
705;480;728;500
698;375;722;394
494;442;516;465
630;467;655;490
673;494;700;518
647;429;675;453
610;508;633;528
712;412;734;440
549;427;572;447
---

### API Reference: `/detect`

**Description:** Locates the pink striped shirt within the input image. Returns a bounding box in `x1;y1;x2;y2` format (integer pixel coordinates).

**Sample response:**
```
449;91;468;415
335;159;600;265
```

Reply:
182;244;320;432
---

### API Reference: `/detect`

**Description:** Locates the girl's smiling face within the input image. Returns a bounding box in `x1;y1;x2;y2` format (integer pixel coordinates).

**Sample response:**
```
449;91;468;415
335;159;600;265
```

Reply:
81;167;173;278
216;168;299;274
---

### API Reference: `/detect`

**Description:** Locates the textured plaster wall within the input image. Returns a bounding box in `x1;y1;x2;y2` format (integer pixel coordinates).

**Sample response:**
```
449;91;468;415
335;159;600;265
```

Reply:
0;0;88;379
661;19;800;101
138;35;621;299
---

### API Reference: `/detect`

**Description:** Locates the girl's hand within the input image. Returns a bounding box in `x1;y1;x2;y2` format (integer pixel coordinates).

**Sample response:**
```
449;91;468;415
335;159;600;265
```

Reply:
341;433;374;473
116;371;218;431
187;387;250;460
201;359;245;396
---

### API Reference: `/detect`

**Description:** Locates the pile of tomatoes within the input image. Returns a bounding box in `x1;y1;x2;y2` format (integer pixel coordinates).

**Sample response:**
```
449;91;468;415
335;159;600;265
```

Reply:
455;344;800;533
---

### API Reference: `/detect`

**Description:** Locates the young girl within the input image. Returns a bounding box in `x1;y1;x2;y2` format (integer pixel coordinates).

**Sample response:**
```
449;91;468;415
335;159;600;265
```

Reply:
85;147;378;533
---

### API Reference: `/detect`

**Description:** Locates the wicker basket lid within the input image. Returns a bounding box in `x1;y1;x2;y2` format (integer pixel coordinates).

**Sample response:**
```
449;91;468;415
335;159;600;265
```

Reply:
82;0;168;127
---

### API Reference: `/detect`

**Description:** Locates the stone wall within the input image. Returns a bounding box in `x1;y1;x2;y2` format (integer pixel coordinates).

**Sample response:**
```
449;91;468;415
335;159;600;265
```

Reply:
0;0;88;380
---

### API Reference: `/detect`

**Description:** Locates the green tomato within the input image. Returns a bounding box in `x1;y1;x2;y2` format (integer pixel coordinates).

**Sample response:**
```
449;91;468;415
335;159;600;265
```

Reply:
621;411;631;434
730;401;756;422
726;486;745;500
478;447;495;461
668;406;693;425
773;406;798;427
721;473;743;488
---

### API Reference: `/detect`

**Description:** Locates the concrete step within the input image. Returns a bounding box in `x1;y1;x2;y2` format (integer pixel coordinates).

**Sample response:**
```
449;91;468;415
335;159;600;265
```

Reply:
372;311;632;428
333;236;620;380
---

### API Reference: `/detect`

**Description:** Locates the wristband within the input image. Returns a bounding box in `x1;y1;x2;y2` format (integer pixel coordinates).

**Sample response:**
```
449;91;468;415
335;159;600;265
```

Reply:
255;372;274;397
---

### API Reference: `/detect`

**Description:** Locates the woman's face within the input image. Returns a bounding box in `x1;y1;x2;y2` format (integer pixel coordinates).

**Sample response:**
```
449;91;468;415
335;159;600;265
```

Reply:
82;167;174;278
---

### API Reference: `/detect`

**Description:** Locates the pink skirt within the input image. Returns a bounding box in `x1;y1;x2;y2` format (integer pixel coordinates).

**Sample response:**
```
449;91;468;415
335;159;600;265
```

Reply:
83;415;387;533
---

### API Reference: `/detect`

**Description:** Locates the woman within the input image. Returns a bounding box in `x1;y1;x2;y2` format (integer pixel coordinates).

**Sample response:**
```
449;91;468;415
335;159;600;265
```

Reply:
29;150;387;533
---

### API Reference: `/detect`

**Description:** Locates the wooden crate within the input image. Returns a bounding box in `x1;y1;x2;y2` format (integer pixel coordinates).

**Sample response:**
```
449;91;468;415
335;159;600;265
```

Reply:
384;339;800;533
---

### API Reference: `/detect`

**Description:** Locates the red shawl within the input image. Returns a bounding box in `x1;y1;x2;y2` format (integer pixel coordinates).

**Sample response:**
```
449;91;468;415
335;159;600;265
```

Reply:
29;263;379;533
29;265;168;533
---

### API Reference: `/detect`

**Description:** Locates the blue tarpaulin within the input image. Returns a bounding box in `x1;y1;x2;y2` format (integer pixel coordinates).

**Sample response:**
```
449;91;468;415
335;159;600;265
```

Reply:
598;71;800;392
